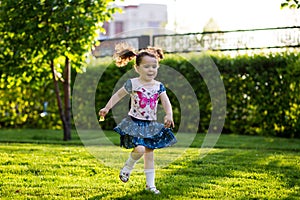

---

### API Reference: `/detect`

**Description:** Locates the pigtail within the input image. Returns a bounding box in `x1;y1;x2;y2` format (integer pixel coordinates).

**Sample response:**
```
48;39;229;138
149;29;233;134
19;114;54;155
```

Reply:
142;46;164;61
152;47;164;60
113;42;137;67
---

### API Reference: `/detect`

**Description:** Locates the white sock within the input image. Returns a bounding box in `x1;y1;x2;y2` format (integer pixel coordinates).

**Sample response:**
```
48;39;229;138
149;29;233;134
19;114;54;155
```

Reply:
144;169;155;188
124;154;139;172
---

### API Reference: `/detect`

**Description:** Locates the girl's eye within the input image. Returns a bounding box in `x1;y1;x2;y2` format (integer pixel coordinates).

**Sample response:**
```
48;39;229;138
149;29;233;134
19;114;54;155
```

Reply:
144;65;157;68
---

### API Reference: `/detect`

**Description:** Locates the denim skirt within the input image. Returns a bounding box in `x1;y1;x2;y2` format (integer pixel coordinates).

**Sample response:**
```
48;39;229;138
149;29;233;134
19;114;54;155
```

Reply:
113;116;177;149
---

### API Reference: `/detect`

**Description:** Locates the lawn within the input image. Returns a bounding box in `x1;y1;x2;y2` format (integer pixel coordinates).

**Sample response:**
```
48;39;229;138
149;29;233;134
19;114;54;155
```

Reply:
0;129;300;199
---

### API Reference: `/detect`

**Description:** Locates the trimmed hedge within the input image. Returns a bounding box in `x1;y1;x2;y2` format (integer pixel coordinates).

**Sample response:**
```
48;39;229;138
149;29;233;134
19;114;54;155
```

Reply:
212;51;300;138
1;51;300;138
92;51;300;138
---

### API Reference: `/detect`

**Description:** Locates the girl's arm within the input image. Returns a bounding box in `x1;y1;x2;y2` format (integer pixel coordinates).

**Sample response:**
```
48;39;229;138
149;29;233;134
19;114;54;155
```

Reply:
160;92;174;128
99;87;128;117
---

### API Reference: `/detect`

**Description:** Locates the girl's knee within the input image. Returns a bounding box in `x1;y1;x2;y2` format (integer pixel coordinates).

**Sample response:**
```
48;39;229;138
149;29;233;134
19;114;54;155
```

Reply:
134;145;145;154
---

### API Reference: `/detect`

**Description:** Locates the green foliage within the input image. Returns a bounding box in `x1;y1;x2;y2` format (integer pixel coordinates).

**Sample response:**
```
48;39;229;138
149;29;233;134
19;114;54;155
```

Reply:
0;0;118;131
2;51;300;138
0;63;62;129
281;0;300;9
91;51;300;138
212;51;300;138
0;0;118;69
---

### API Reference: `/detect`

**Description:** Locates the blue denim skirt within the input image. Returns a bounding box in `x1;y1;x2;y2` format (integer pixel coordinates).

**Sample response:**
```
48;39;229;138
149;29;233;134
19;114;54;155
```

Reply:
113;116;177;149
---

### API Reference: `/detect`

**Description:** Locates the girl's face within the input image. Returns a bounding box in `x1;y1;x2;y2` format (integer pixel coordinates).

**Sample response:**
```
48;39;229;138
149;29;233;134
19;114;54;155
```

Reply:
136;55;159;82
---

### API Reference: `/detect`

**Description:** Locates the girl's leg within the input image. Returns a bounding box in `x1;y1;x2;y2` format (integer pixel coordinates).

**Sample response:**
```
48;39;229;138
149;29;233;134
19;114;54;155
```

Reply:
144;147;154;170
125;145;145;170
120;145;145;182
144;147;160;193
131;145;145;160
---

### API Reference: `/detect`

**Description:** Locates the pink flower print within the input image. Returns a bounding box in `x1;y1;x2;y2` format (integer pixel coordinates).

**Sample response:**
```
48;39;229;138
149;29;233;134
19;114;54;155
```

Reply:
137;91;159;110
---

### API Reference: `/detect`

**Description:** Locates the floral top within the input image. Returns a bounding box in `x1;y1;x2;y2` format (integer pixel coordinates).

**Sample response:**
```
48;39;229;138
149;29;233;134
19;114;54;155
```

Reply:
123;78;166;121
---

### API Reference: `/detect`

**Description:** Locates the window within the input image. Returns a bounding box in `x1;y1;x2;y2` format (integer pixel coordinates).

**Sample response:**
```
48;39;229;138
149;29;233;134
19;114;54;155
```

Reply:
115;21;123;34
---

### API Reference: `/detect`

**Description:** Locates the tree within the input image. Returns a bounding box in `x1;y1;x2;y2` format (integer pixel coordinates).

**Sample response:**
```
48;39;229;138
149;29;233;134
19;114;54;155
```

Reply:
0;0;118;140
281;0;300;9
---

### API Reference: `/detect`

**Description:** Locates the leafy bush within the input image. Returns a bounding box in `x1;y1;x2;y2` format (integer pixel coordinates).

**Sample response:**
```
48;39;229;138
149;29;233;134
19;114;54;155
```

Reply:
2;51;300;138
212;51;300;138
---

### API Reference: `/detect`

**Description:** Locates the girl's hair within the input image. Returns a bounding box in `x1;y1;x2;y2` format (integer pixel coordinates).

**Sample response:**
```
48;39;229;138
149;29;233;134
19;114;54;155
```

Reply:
113;42;164;67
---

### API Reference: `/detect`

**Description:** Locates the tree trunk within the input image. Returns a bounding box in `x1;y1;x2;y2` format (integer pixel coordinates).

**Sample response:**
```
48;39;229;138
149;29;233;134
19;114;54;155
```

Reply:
63;56;72;141
50;60;69;141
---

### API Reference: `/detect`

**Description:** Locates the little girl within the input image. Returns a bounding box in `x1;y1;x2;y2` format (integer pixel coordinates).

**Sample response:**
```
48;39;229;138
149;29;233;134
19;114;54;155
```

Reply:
98;42;177;194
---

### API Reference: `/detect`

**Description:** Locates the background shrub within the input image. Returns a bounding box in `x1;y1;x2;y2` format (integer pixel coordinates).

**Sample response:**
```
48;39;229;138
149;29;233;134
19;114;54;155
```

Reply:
2;51;300;138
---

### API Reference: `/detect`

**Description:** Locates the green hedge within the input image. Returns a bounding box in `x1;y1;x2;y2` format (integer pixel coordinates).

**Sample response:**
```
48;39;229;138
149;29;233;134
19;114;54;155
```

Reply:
1;51;300;138
213;52;300;138
88;51;300;138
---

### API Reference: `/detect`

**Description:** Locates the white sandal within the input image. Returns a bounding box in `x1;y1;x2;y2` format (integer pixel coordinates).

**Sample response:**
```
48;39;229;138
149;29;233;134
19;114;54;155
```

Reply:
145;185;161;194
119;167;130;183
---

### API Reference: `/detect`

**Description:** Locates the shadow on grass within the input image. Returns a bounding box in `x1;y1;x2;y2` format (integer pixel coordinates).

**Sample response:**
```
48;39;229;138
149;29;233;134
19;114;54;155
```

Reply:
158;148;300;199
1;130;300;199
89;190;160;200
89;147;300;200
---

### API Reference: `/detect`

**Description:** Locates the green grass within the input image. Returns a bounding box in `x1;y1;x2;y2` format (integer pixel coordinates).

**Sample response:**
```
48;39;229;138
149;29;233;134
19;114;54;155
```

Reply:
0;129;300;199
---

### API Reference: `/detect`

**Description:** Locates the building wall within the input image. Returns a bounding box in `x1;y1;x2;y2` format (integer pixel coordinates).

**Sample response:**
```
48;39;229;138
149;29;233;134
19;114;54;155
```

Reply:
100;4;168;39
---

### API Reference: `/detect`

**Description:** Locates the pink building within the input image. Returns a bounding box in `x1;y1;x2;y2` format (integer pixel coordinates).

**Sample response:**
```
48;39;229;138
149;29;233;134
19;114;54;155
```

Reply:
100;3;168;39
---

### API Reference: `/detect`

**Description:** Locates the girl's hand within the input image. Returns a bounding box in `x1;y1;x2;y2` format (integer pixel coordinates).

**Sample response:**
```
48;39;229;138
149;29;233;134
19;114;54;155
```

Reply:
164;115;174;128
99;108;109;118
